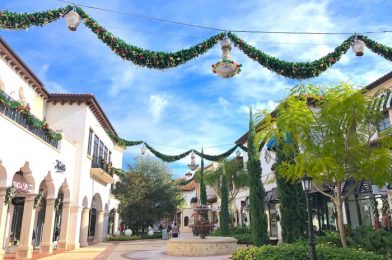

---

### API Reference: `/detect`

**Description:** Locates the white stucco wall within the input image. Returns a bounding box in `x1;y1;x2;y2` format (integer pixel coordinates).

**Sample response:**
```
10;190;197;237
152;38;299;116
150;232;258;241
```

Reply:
0;57;45;120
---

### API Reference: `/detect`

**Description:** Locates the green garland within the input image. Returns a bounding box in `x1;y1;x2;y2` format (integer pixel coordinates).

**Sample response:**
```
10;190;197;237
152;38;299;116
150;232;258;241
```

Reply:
228;32;354;79
0;6;72;29
0;91;62;141
2;7;392;77
33;192;44;208
144;143;193;162
176;175;195;186
194;145;239;162
359;35;392;61
4;186;16;205
76;7;224;69
106;130;142;147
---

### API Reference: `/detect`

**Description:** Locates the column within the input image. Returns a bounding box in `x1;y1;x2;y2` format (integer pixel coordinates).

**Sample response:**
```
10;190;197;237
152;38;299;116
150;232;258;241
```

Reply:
67;206;82;250
58;202;70;250
113;210;119;233
79;208;90;247
3;203;14;250
16;194;35;259
0;188;7;260
103;212;109;239
40;198;55;254
94;211;104;242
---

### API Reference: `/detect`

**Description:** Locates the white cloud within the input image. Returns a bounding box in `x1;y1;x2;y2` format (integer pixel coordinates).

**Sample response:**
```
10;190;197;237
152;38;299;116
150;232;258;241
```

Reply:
149;94;169;121
239;100;279;114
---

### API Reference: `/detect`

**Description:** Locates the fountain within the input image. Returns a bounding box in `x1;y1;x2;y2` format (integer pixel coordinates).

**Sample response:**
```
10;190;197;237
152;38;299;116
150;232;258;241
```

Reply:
167;205;238;257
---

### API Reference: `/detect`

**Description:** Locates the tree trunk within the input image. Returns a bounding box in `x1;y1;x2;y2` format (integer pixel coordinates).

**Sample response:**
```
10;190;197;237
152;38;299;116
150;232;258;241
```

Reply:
335;184;348;248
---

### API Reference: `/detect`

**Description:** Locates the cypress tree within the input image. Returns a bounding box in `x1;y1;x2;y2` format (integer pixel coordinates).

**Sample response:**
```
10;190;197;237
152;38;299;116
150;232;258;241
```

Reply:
275;142;307;243
247;108;269;246
220;161;230;236
199;149;207;205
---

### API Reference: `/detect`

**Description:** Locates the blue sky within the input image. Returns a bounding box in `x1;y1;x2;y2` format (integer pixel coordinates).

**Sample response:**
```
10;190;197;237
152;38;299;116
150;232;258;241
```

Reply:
1;0;392;178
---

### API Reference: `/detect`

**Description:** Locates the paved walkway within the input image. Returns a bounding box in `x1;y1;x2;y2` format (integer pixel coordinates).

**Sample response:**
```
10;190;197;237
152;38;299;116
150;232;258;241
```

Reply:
35;233;234;260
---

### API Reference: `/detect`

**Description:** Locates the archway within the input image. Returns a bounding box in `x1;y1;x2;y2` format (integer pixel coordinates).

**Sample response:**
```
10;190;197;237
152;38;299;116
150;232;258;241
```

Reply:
88;193;103;242
184;216;189;227
8;164;35;249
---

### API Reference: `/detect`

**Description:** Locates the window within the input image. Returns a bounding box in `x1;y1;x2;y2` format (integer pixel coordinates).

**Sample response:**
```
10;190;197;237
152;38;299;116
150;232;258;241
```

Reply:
103;146;108;161
87;129;93;155
93;135;99;158
99;141;104;159
109;151;112;163
378;112;391;132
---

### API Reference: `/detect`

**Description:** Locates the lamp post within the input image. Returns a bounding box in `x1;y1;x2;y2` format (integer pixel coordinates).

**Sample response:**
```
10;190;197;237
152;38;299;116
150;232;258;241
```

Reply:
302;173;317;260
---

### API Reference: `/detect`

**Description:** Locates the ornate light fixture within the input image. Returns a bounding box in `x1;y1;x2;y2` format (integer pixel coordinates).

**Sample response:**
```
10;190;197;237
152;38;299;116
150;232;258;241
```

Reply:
212;37;242;78
141;144;147;155
187;152;199;171
65;10;81;31
302;173;312;192
352;37;366;56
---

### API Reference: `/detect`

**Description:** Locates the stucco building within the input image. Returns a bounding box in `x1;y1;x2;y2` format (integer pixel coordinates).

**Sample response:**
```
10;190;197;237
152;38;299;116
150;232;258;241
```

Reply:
0;37;123;259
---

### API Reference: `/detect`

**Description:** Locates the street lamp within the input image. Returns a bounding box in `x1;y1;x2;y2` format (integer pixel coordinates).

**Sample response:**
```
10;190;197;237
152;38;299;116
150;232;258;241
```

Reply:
302;173;317;260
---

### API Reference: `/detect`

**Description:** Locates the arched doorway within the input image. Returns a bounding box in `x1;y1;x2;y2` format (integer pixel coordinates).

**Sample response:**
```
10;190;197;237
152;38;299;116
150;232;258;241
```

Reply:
184;216;189;226
8;169;34;248
88;193;103;242
33;180;49;248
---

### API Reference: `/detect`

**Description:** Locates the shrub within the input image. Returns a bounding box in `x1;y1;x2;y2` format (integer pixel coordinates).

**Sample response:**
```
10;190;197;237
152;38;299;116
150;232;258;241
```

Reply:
211;227;253;244
106;232;162;241
348;226;392;257
317;226;392;257
232;242;383;260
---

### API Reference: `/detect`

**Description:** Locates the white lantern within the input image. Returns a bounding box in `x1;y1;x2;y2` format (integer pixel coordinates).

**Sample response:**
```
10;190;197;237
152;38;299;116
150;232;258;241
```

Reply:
113;230;121;237
124;229;133;237
148;230;154;237
65;10;81;31
352;39;365;56
141;144;147;155
212;37;241;78
187;152;199;171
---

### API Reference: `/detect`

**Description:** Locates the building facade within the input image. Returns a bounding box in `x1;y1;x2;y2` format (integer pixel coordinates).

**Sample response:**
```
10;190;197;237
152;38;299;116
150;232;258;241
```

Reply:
0;38;122;259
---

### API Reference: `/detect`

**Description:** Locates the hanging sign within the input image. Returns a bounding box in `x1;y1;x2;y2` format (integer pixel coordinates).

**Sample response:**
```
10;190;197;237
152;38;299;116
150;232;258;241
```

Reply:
12;180;29;193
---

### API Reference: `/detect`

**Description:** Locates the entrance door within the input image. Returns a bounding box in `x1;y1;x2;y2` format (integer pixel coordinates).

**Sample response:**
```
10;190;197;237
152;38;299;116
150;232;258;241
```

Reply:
10;197;24;245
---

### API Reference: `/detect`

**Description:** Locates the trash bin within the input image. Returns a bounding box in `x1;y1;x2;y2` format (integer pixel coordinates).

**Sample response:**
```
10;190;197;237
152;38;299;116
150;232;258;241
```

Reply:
162;229;169;240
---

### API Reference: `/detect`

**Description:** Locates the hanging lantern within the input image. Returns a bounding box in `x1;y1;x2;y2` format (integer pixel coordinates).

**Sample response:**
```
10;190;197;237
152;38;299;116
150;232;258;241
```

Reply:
212;37;242;78
65;10;81;31
352;38;366;56
187;152;199;171
236;149;242;158
141;144;147;155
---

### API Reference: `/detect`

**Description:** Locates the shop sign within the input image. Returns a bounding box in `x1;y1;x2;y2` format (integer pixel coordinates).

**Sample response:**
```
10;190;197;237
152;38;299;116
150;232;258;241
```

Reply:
54;160;66;173
12;180;29;193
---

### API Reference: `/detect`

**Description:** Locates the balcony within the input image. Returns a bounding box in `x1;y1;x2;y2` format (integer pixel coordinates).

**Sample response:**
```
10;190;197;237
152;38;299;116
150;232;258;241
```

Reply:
0;89;59;148
90;156;115;185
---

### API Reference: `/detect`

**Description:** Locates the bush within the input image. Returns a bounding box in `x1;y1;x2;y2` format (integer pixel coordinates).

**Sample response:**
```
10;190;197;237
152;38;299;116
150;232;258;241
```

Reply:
106;232;162;241
231;242;383;260
348;226;392;257
317;226;392;257
211;227;253;244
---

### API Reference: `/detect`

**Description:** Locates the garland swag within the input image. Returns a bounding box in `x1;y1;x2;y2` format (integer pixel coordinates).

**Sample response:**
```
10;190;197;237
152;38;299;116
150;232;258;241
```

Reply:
2;6;392;78
75;7;225;69
0;6;72;29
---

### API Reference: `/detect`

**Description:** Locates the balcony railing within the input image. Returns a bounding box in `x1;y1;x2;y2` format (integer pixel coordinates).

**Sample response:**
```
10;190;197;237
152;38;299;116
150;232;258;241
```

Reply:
91;156;115;176
0;89;59;148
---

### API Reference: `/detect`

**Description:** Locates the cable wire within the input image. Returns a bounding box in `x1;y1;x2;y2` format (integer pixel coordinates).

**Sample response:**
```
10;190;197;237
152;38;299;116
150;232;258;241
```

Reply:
58;0;392;35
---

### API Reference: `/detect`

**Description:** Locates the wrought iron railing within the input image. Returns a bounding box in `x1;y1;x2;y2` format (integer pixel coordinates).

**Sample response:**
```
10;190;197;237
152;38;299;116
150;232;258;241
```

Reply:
91;156;115;176
0;89;59;148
